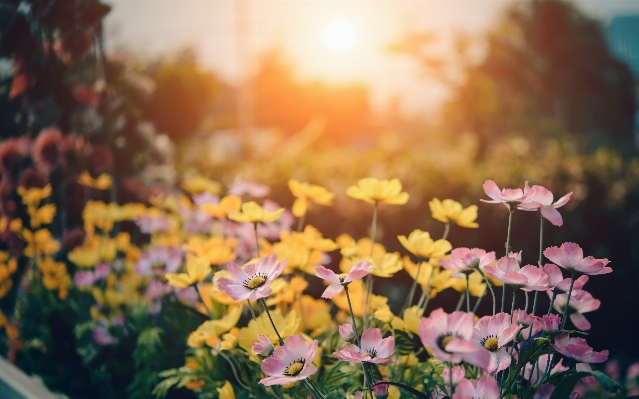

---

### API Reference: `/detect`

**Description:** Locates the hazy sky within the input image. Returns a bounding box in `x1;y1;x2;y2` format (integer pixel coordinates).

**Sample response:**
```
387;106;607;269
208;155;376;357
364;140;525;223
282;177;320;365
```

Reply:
104;0;639;116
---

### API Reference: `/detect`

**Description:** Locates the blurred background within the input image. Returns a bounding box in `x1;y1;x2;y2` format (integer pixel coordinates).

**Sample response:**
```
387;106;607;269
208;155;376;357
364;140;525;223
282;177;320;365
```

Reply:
2;0;639;396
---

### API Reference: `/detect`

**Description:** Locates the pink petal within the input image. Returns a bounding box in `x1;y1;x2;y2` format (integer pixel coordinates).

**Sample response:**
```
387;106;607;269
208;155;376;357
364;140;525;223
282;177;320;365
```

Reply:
553;192;572;208
570;313;591;331
483;180;503;202
540;206;563;227
344;261;372;283
376;336;395;358
321;284;343;299
580;349;609;364
314;265;341;285
227;262;249;282
361;328;383;351
499;325;522;348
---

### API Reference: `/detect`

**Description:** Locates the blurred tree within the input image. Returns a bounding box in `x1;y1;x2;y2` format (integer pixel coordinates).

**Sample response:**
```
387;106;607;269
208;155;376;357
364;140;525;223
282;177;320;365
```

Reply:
391;0;636;157
251;49;371;142
144;50;219;141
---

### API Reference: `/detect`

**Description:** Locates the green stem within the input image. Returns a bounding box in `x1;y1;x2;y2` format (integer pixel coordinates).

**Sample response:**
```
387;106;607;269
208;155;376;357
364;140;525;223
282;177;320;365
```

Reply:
259;298;284;345
345;285;374;397
501;283;507;313
442;222;450;240
297;212;306;232
560;270;576;330
477;268;496;315
524;291;529;313
465;274;471;312
455;291;465;311
510;286;516;321
247;299;257;319
363;201;378;330
547;291;557;316
402;258;423;313
505;209;514;256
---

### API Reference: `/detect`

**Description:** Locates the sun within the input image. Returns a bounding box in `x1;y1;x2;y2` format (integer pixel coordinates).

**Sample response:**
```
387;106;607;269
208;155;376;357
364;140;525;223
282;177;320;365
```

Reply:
324;19;356;52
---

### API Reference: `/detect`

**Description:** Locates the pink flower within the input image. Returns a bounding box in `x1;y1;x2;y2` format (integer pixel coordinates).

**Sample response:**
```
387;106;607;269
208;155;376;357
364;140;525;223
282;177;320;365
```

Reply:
512;310;541;340
418;309;490;368
540;314;561;334
136;246;183;276
482;257;549;291
339;324;356;342
481;180;536;210
522;354;568;385
228;176;270;198
32;127;62;174
551;289;600;330
252;335;274;357
543;243;611;275
260;334;318;386
217;254;286;301
334;328;394;364
74;270;95;287
543;263;589;292
439;248;496;278
472;313;521;373
442;366;466;396
135;213;171;234
314;262;372;299
93;325;118;346
453;375;500;399
552;333;609;363
517;184;572;227
373;382;389;399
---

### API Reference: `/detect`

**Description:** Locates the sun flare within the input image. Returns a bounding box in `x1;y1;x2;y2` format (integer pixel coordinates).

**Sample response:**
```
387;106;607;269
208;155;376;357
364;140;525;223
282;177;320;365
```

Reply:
324;19;356;52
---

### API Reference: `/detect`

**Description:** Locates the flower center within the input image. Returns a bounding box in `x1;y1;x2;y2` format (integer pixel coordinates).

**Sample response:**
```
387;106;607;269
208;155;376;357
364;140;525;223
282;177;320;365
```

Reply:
337;273;348;283
360;348;377;358
436;334;458;353
482;337;499;352
244;275;267;289
152;262;164;270
284;359;305;376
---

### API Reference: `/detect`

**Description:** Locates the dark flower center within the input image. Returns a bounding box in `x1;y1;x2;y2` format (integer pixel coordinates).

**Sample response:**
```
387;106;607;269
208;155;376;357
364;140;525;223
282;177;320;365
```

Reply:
284;358;305;376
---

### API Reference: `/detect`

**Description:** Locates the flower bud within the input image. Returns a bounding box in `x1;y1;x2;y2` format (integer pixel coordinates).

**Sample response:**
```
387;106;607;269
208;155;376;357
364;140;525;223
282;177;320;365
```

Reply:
373;382;389;399
541;314;561;334
251;335;274;357
339;323;356;342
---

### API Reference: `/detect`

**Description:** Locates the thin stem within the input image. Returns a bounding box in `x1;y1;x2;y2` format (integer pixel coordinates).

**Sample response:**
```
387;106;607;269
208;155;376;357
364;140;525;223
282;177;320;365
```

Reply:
306;379;328;399
302;380;321;399
260;298;284;345
402;258;423;313
369;201;378;257
465;274;471;312
505;209;514;256
344;285;362;348
510;286;516;321
560;270;576;330
363;201;378;330
455;291;466;311
417;268;435;309
547;291;557;315
297;212;306;232
524;291;529;313
442;222;450;241
247;299;257;319
253;222;260;258
345;285;374;398
448;362;454;396
501;284;507;313
472;287;484;313
477;268;496;315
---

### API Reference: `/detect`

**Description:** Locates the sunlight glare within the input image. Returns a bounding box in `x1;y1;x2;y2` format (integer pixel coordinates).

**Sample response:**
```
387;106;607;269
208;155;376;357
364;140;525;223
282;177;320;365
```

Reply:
324;19;356;52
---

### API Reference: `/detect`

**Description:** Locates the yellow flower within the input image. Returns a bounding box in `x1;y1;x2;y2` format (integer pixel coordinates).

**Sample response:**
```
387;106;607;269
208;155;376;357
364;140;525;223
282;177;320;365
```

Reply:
288;179;334;217
182;175;222;195
398;230;452;259
68;239;100;268
403;306;424;335
448;270;486;297
0;257;17;298
201;196;242;218
17;185;51;204
346;177;409;205
183;236;237;265
187;306;242;348
237;309;300;350
78;171;113;190
429;198;479;228
374;306;394;323
338;235;386;272
217;381;236;399
292;295;332;336
9;218;22;232
165;257;211;288
403;256;435;288
332;280;386;317
22;229;60;257
220;331;238;351
209;271;238;305
228;201;284;223
369;252;403;278
37;257;70;297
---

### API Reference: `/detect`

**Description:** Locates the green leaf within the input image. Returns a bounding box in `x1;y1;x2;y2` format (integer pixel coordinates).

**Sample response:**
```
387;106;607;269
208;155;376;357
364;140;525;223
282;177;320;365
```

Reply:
394;330;414;355
590;370;621;393
548;372;591;399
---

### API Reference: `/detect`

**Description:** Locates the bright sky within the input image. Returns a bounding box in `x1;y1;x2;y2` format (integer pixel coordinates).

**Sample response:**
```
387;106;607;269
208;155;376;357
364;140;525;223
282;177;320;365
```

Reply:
104;0;639;116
